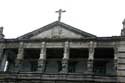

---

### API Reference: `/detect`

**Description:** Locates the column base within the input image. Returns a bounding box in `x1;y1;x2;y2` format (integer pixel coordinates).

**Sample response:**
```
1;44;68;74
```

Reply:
37;59;46;73
114;59;118;75
87;60;94;74
61;59;68;73
14;59;22;72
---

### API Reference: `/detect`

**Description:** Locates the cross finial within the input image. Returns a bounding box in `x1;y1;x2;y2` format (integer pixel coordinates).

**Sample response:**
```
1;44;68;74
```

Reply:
55;9;66;22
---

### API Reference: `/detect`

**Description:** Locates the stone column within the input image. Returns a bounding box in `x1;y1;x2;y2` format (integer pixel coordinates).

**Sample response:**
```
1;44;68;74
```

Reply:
15;42;24;72
37;42;46;72
61;41;69;73
87;41;95;74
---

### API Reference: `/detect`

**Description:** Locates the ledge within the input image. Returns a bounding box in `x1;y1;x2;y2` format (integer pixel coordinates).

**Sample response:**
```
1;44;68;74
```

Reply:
0;72;118;82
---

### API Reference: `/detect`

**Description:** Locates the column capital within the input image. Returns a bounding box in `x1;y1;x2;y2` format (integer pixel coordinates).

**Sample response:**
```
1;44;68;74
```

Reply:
41;41;46;45
88;41;96;48
65;41;69;46
18;42;24;49
18;42;24;50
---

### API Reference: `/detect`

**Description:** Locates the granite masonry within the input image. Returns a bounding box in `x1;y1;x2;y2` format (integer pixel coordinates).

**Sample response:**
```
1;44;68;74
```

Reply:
0;20;125;83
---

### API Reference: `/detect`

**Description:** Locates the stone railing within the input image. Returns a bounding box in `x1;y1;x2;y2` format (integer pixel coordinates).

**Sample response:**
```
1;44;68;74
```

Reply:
0;59;118;82
5;59;116;75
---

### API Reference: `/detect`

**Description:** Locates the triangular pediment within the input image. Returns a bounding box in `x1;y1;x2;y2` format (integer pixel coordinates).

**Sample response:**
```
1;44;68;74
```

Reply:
17;21;96;39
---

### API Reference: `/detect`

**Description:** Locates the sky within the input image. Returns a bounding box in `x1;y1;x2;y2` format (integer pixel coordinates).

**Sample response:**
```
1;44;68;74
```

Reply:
0;0;125;38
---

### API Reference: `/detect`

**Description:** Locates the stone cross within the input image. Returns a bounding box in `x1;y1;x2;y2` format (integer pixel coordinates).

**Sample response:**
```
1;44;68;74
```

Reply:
56;9;66;21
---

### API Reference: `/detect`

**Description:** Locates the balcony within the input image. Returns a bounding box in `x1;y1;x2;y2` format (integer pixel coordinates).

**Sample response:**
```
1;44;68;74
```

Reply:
0;59;118;82
4;59;116;74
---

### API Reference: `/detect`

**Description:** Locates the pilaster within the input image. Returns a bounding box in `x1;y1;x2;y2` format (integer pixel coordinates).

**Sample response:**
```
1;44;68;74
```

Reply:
114;44;118;75
37;42;46;72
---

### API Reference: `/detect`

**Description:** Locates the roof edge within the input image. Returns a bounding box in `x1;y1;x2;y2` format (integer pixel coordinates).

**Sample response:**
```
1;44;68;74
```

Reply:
17;21;96;40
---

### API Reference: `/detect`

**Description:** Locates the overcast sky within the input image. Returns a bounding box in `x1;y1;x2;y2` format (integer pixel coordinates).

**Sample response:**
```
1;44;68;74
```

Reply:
0;0;125;38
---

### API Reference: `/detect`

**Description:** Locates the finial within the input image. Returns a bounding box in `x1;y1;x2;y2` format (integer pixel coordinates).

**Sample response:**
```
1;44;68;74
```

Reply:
123;19;125;24
55;9;66;22
121;19;125;36
122;19;125;28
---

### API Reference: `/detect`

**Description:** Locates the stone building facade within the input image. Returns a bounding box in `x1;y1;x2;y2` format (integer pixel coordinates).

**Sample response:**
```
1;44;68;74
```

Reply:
0;20;125;83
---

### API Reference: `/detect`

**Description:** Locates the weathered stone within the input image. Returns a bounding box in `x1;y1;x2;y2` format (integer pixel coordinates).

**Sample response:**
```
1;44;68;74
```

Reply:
1;20;125;83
